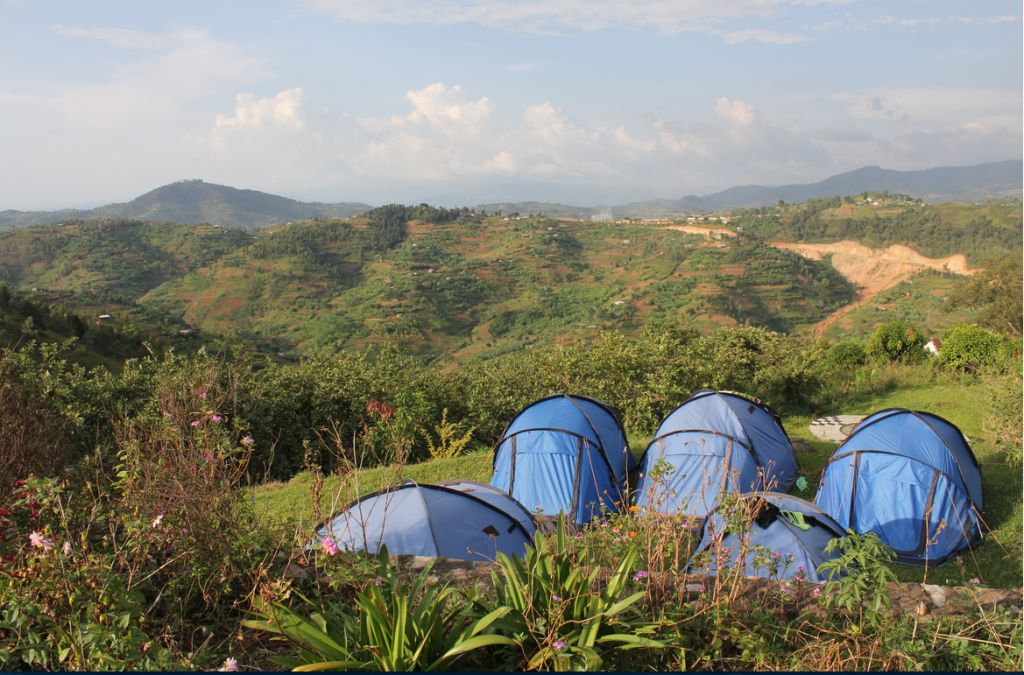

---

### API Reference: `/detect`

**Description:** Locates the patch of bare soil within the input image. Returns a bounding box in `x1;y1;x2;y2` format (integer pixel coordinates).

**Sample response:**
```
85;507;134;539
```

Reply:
772;240;976;336
664;225;737;238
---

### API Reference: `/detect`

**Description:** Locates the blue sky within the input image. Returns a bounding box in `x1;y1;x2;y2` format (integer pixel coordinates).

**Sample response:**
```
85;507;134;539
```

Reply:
1;0;1020;209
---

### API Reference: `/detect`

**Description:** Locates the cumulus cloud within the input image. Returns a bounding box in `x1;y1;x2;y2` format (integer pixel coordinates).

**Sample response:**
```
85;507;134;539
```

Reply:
200;83;847;191
302;0;848;39
215;89;306;133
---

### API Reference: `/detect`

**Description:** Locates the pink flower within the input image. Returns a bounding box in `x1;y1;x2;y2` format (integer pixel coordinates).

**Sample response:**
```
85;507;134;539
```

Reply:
322;538;339;556
217;657;237;672
199;392;207;399
142;642;150;652
633;570;649;581
552;594;562;601
163;411;172;418
812;588;821;597
29;531;54;551
553;641;565;649
242;437;254;445
152;514;164;528
204;455;214;462
971;578;980;584
190;420;201;427
63;541;72;556
374;576;385;586
212;415;223;422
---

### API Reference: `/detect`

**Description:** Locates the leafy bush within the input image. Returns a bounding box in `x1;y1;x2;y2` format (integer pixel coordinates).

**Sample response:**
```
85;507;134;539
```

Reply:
941;324;1001;371
827;341;866;369
866;320;925;363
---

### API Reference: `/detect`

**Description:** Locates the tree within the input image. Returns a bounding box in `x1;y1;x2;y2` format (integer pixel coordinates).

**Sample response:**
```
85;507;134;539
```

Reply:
947;252;1023;336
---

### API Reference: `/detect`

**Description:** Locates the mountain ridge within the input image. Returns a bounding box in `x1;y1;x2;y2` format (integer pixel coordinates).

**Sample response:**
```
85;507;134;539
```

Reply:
0;160;1019;231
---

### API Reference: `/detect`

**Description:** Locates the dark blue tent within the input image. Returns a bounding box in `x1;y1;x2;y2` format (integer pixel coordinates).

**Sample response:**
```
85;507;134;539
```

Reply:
490;394;634;527
689;492;847;582
814;408;984;567
316;479;536;563
635;390;798;518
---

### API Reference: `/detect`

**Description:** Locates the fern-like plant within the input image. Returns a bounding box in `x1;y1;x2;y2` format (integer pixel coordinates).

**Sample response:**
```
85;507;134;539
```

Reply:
476;515;663;671
243;548;513;671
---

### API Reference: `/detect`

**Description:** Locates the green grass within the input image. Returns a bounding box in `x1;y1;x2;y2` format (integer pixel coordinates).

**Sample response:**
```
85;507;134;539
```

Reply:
253;366;1021;589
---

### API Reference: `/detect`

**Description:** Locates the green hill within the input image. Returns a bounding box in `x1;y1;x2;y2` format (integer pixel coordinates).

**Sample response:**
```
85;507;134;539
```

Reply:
0;180;371;231
138;212;854;363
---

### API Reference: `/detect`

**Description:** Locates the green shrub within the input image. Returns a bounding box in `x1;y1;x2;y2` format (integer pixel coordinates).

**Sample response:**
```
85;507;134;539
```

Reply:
941;324;1001;371
826;341;866;369
866;320;925;363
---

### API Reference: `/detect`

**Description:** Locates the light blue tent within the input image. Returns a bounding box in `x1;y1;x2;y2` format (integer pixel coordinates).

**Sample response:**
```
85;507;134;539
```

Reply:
689;492;847;582
815;408;984;567
490;394;634;527
635;390;798;518
317;479;536;563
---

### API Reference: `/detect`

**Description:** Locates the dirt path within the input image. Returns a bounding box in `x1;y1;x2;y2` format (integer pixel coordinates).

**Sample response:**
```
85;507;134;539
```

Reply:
771;241;975;336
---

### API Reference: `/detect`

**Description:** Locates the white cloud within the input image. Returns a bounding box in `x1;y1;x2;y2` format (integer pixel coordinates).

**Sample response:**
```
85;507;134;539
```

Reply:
302;0;853;39
215;89;306;133
51;24;179;50
200;83;845;190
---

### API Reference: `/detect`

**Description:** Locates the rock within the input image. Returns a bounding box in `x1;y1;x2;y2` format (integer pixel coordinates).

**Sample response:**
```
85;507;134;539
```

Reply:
923;584;946;608
409;556;433;570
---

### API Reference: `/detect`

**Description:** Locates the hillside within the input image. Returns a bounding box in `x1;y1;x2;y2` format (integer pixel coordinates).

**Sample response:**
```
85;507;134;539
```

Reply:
2;199;1018;362
0;219;255;298
138;213;854;362
0;180;371;231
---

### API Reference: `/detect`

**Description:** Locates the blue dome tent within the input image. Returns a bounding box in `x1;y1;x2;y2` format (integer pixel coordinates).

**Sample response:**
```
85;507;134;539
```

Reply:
317;479;536;563
635;390;798;518
814;408;984;567
490;394;634;527
689;492;847;583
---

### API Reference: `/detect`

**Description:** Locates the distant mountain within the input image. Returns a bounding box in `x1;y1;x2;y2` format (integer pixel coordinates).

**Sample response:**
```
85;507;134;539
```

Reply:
666;160;1023;212
481;160;1022;218
0;180;371;231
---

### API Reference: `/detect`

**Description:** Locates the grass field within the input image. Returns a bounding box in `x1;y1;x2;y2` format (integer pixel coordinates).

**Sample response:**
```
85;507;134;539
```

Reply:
252;365;1022;590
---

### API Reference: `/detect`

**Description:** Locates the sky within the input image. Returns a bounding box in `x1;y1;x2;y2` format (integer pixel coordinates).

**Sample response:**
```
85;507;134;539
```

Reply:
1;0;1021;210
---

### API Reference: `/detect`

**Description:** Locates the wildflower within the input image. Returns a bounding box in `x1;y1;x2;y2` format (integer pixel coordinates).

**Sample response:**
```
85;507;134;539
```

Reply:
152;514;164;528
612;527;620;533
812;588;821;597
212;415;223;422
242;436;254;445
190;420;201;427
797;566;806;572
552;594;562;601
205;455;214;462
322;538;339;556
217;657;237;672
629;505;638;512
553;641;565;649
633;570;648;581
142;642;150;652
601;522;609;527
163;411;172;418
199;392;207;399
29;532;54;551
374;576;385;586
971;578;980;584
63;541;72;556
629;531;637;538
